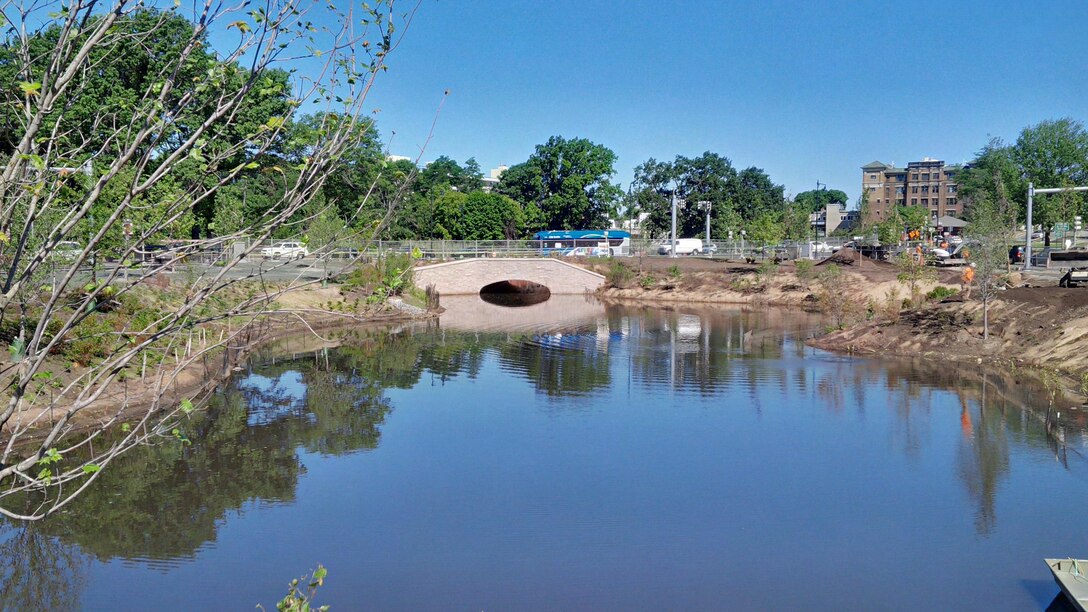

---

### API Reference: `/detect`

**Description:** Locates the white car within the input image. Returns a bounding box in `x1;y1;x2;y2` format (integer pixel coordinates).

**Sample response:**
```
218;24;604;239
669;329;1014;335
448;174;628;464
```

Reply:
53;241;82;261
261;241;309;259
657;238;704;255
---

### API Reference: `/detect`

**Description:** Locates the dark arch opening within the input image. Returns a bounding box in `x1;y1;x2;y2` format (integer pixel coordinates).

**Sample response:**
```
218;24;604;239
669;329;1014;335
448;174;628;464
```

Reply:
479;280;551;307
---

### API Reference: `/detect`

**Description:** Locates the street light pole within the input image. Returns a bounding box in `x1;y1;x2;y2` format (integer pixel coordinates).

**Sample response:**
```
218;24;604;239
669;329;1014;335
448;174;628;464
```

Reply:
700;200;711;254
1025;183;1088;270
670;191;678;258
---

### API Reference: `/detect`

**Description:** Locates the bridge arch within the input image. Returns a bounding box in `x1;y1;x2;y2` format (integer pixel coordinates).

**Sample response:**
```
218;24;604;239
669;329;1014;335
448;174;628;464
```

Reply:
413;258;605;296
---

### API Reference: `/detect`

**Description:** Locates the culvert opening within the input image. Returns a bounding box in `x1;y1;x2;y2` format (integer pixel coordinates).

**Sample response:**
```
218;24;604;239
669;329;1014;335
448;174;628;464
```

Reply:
479;280;551;307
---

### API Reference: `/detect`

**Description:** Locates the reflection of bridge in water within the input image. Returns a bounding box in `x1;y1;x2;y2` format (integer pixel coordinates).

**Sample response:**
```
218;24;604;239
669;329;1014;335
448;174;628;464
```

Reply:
438;294;606;332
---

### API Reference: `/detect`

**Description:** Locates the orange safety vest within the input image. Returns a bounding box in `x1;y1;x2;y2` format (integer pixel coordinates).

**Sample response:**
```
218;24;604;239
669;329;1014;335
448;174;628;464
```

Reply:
961;267;975;283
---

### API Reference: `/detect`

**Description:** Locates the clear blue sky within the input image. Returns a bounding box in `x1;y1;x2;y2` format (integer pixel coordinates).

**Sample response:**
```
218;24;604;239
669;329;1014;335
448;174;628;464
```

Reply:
362;0;1088;205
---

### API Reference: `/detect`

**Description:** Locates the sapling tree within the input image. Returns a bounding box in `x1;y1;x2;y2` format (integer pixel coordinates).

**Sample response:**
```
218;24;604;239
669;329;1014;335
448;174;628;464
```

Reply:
965;177;1017;339
894;249;936;307
0;0;421;519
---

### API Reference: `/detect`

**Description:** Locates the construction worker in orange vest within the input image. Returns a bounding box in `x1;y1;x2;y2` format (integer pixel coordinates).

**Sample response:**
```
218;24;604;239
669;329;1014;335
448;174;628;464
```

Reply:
961;264;975;300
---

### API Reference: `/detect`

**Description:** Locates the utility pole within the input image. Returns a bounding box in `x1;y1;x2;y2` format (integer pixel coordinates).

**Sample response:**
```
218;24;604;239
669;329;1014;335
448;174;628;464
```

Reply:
670;191;678;258
700;200;711;253
1024;183;1088;270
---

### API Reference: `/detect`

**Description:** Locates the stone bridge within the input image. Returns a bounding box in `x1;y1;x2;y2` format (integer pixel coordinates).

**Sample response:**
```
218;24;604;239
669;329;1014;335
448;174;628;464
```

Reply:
413;258;605;295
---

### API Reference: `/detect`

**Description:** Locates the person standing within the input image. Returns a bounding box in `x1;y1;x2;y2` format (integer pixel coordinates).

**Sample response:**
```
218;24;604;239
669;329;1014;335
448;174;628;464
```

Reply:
961;264;975;300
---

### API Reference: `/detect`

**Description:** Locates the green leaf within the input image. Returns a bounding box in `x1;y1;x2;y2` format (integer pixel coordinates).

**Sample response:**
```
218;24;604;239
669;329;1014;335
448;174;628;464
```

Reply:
244;161;260;170
121;423;131;432
82;464;101;474
180;398;194;414
18;81;42;96
263;116;286;131
228;20;251;33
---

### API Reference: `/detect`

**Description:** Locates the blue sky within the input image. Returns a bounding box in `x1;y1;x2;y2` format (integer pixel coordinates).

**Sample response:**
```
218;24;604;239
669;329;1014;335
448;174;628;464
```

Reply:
361;0;1087;205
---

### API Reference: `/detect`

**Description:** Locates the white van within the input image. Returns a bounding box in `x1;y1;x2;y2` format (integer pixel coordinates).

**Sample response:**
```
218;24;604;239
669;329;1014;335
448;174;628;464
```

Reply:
657;238;705;255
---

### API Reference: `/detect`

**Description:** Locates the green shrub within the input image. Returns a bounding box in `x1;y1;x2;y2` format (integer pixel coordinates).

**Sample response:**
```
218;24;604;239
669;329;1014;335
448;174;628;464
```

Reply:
61;314;117;365
925;286;957;302
757;260;778;277
606;261;635;288
795;259;814;281
667;264;682;279
639;274;657;289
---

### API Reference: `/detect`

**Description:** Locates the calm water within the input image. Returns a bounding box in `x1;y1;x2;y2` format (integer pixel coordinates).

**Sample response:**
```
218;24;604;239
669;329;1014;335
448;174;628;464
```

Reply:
3;295;1088;610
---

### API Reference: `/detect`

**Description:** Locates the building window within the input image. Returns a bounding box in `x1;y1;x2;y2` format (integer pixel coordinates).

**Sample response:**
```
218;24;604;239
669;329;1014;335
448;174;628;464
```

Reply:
922;173;930;180
896;198;904;205
868;173;877;179
911;174;919;180
884;187;890;195
948;185;957;193
933;185;939;193
922;198;930;205
947;198;957;206
911;198;918;205
911;186;919;193
896;186;904;195
922;185;929;194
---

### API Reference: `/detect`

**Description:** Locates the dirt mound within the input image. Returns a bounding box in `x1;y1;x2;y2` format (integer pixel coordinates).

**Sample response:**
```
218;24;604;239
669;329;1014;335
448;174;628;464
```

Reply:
817;247;862;266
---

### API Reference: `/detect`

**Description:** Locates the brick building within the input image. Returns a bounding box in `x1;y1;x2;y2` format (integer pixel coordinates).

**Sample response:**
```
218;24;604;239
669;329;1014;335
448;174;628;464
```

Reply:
861;158;962;225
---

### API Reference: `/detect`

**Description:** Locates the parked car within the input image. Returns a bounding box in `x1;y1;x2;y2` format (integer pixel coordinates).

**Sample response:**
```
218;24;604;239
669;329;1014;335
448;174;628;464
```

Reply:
261;241;309;259
657;238;705;255
1009;245;1025;264
52;241;82;262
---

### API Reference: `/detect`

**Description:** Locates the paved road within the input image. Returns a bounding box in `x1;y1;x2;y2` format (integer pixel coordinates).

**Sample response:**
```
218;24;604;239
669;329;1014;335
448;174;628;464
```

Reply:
66;256;353;286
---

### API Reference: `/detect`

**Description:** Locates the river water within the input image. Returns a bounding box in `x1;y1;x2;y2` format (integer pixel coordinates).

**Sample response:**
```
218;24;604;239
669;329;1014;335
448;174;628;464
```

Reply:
2;295;1087;610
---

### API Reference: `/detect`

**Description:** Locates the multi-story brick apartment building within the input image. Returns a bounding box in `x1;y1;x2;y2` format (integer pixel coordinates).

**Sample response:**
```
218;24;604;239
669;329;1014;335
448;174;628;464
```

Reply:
861;158;962;225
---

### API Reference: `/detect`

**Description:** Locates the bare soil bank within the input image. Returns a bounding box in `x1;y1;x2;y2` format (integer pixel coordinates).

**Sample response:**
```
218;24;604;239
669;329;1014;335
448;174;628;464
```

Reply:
592;254;961;308
585;254;1088;388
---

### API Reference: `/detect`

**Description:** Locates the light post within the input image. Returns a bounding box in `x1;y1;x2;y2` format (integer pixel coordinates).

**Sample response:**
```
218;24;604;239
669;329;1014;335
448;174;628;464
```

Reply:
1024;182;1088;270
740;229;746;259
122;219;133;282
670;191;678;258
699;200;711;254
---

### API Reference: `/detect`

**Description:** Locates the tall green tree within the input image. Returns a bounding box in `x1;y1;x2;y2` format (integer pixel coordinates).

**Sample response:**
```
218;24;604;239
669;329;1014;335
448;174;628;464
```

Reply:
793;188;849;213
629;152;783;239
959;119;1088;241
497;136;621;230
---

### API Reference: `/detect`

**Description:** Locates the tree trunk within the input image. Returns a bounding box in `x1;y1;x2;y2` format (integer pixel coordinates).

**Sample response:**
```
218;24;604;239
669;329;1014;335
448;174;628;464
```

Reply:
983;293;989;339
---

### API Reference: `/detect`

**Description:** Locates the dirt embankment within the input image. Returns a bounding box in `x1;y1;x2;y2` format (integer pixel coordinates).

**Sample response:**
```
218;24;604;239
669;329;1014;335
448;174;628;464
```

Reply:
811;284;1088;379
592;252;962;308
587;253;1088;382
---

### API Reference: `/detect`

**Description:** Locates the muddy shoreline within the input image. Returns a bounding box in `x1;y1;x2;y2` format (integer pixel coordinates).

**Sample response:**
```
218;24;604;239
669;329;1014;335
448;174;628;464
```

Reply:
585;255;1088;399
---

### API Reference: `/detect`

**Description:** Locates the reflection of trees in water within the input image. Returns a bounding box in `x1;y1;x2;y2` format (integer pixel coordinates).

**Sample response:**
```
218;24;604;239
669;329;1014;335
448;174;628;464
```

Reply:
861;360;1080;536
15;355;394;569
497;339;612;397
32;390;301;562
614;304;819;395
0;525;86;610
954;380;1011;536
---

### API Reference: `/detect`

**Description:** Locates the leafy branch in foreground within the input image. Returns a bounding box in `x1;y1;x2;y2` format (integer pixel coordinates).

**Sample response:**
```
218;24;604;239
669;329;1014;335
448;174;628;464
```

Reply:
0;0;422;520
259;565;329;612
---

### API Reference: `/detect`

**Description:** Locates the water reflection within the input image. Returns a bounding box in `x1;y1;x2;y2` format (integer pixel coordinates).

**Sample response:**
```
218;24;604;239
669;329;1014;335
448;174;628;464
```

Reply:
2;298;1086;609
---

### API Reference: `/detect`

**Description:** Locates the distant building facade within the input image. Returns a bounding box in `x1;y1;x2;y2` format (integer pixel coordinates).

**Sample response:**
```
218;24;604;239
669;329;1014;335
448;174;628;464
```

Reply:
861;158;961;225
810;202;860;236
481;165;508;192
